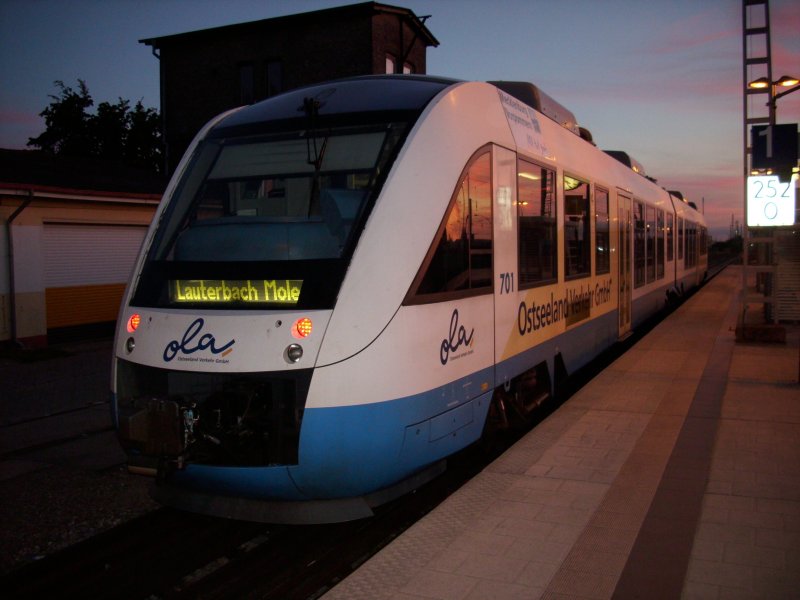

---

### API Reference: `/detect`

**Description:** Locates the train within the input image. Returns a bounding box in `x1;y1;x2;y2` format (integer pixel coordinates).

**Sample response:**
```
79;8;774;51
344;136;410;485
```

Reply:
111;75;707;523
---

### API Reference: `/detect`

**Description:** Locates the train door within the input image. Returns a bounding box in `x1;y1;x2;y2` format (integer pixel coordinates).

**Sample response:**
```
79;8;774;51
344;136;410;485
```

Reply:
618;192;632;338
492;146;518;385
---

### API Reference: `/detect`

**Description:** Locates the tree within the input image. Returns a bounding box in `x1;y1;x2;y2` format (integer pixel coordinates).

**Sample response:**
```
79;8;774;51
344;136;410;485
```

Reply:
27;80;163;174
125;100;162;172
28;80;94;157
92;97;129;160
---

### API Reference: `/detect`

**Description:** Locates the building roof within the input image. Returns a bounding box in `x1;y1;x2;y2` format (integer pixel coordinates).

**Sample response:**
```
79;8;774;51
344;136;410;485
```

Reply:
140;1;439;49
0;149;166;198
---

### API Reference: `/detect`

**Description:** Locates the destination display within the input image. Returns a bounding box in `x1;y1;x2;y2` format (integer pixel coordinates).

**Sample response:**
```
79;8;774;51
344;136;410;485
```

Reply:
169;279;302;305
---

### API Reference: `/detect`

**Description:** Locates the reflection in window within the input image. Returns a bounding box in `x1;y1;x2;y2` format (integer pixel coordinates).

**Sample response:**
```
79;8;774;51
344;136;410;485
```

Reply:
678;217;684;261
657;209;664;279
634;201;645;288
646;205;656;283
518;159;556;287
564;175;590;278
414;151;493;297
667;213;674;262
595;187;610;275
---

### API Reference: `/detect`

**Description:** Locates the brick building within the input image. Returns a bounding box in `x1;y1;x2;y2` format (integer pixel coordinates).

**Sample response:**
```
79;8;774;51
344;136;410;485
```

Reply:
141;2;439;173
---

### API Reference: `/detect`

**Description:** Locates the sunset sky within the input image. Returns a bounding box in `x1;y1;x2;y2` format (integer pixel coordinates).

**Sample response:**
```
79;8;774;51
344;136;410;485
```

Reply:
1;0;798;239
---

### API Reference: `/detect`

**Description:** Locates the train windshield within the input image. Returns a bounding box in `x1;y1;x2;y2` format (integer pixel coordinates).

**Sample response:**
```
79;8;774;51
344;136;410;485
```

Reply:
133;122;407;309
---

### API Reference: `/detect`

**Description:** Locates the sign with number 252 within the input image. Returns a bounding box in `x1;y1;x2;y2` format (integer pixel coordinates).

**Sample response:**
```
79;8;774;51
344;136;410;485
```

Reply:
747;175;796;227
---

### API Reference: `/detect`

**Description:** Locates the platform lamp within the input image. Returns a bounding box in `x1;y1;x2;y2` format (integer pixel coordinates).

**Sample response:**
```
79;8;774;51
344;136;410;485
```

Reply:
748;74;800;110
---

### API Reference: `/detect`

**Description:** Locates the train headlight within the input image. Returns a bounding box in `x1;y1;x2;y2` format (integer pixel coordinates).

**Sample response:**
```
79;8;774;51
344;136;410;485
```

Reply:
125;337;136;353
285;343;303;363
126;313;141;333
291;317;313;339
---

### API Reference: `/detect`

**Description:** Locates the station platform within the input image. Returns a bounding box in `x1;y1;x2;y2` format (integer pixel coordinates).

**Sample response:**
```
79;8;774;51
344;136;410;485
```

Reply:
324;266;800;600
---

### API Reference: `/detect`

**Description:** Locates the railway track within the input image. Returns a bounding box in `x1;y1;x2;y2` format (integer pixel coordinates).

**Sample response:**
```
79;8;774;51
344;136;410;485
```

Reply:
2;437;509;600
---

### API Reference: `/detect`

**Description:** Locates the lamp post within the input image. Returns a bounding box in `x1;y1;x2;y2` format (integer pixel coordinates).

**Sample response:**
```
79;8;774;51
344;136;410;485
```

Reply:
749;75;800;376
742;73;799;333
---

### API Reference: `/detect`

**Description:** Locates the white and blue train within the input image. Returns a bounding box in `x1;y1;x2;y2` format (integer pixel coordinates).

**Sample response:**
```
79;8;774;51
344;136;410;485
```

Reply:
112;75;707;522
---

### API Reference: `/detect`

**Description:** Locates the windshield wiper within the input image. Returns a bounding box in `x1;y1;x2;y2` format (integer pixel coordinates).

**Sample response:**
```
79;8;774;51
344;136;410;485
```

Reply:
301;96;330;216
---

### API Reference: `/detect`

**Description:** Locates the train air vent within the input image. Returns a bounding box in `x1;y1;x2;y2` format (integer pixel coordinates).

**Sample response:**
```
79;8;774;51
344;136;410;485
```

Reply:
489;81;580;135
605;150;647;177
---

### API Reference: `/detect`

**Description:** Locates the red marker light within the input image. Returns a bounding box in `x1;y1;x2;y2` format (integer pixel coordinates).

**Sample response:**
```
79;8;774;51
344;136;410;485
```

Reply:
292;317;313;339
126;313;141;333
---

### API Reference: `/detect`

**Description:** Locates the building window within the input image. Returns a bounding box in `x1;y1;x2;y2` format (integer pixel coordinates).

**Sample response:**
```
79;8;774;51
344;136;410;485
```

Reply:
564;175;590;279
239;63;255;105
595;187;610;275
265;60;283;98
385;54;396;74
518;158;557;288
410;149;493;300
403;62;414;74
634;201;645;288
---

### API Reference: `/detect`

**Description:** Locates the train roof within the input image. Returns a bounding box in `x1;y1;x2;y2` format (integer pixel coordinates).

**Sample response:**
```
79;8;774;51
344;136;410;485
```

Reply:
209;75;458;138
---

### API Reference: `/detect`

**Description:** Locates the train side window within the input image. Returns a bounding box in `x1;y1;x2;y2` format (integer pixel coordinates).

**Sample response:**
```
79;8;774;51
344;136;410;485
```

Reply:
646;205;656;283
657;209;665;279
564;175;590;279
667;213;674;262
686;222;697;268
518;159;557;288
678;217;684;261
595;187;610;275
407;149;493;301
700;226;707;256
685;222;693;267
634;201;645;288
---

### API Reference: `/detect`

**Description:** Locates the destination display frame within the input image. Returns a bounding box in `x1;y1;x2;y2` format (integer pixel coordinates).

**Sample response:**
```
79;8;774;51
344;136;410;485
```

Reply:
169;279;303;306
